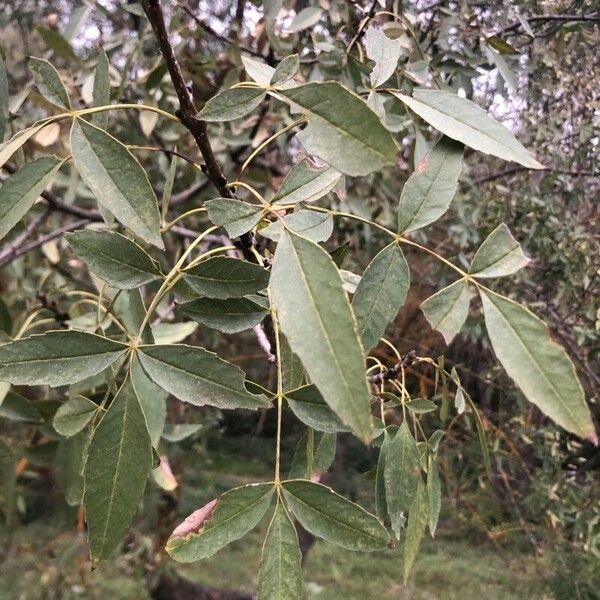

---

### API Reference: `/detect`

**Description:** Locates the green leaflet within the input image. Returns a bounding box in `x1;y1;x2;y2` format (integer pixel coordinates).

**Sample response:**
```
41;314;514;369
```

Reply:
0;124;48;169
270;230;372;442
285;384;350;433
0;157;63;241
166;483;274;562
406;398;438;414
197;87;266;121
279;82;397;176
270;54;299;86
55;427;91;506
384;422;421;537
272;159;341;205
286;7;322;32
0;391;43;423
257;502;303;600
53;395;97;436
130;357;167;448
403;480;429;582
70;118;163;248
29;57;71;109
205;198;263;239
397;137;464;234
352;242;410;353
183;256;269;299
0;58;8;141
0;330;127;387
242;56;279;87
92;50;110;129
138;344;269;410
0;438;15;524
181;297;269;334
260;210;333;243
151;321;198;344
427;453;442;537
66;230;162;289
420;280;471;344
282;480;391;551
83;378;153;563
393;89;543;169
365;27;402;88
480;290;596;441
280;333;304;392
288;429;336;479
375;429;393;522
469;223;530;278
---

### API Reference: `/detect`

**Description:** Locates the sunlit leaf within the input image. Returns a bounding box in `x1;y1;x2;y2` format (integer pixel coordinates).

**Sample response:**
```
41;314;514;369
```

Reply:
365;27;402;88
205;197;263;239
181;297;269;334
272;160;341;205
197;87;266;121
29;57;71;109
260;210;333;243
53;395;97;436
420;280;471;344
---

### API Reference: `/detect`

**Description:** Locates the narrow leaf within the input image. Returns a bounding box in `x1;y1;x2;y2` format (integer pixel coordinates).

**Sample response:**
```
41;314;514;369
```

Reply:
181;297;269;334
0;330;127;387
0;58;9;141
92;50;110;128
138;344;269;410
352;242;410;353
286;384;349;433
394;89;543;169
183;257;269;299
70;118;163;248
53;395;97;436
286;7;322;32
282;480;391;551
272;160;341;205
271;230;372;442
421;280;471;344
66;230;162;289
480;290;596;441
0;157;62;240
397;137;464;234
270;54;299;86
279;82;397;176
166;483;274;562
289;430;336;479
84;378;153;563
205;198;263;239
55;427;91;506
197;87;266;121
0;124;48;169
470;223;530;278
29;57;71;109
384;422;421;537
257;502;303;600
403;480;429;582
427;454;441;536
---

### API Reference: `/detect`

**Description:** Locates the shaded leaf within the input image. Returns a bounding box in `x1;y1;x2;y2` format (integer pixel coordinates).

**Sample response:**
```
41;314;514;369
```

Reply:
282;480;391;551
406;398;437;414
272;159;341;205
0;157;62;241
55;427;91;506
0;391;43;423
286;384;349;433
92;50;110;128
289;429;336;479
0;124;49;169
197;87;266;121
53;395;97;436
286;7;322;32
270;54;299;86
427;453;441;536
181;297;269;334
83;378;153;563
29;57;71;109
384;422;421;537
280;333;304;392
421;280;471;344
403;480;429;582
0;58;8;141
271;230;372;442
394;89;543;169
257;502;303;600
138;344;269;410
70;118;163;248
167;483;274;562
66;229;162;289
183;257;269;299
480;290;596;441
397;136;464;234
469;223;530;278
0;330;127;387
352;242;410;353
151;321;198;344
279;82;397;176
205;198;263;239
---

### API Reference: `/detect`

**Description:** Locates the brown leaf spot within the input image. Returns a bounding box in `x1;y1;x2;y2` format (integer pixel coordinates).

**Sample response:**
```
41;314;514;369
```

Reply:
169;498;219;538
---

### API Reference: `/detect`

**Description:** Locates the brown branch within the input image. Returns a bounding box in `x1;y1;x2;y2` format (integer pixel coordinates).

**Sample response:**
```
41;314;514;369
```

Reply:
369;350;417;383
0;207;52;265
474;166;599;185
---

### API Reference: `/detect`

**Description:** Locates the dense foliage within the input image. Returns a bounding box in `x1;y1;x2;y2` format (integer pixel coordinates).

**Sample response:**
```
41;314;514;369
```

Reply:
0;1;598;597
